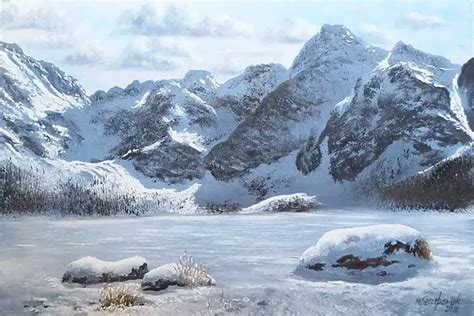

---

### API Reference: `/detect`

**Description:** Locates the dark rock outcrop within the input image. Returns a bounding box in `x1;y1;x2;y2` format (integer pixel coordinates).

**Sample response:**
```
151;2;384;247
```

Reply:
458;58;474;130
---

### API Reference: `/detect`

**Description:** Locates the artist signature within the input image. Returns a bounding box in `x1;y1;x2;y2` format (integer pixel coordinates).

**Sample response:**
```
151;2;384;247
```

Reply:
416;291;460;313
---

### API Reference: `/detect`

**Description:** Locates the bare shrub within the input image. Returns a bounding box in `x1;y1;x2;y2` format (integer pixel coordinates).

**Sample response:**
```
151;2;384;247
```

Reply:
99;284;143;309
174;253;214;288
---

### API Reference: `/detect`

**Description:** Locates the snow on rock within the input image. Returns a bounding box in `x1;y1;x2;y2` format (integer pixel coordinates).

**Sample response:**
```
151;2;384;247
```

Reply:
241;193;321;213
216;63;288;120
142;262;216;291
62;256;148;284
299;224;431;280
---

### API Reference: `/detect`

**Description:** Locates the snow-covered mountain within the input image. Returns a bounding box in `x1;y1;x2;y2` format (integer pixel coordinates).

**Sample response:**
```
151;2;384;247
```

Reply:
206;25;386;180
0;42;87;157
297;42;472;184
1;24;472;210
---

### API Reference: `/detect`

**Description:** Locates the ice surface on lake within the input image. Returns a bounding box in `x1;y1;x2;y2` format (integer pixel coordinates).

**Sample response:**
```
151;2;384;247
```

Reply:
0;209;473;315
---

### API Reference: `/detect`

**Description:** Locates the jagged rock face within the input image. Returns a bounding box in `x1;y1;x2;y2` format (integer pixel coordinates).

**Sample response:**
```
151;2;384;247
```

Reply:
297;63;472;182
103;80;218;183
90;80;154;104
0;42;87;157
206;25;386;181
458;58;474;130
215;63;288;119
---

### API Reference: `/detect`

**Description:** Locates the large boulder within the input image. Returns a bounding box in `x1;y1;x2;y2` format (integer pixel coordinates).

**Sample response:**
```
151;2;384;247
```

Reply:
142;262;215;291
298;224;431;280
62;256;148;284
241;193;321;213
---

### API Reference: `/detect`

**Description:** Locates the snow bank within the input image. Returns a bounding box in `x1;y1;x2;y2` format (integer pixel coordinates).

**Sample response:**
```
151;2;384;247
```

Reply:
299;224;431;279
62;256;148;284
241;193;321;213
142;262;216;291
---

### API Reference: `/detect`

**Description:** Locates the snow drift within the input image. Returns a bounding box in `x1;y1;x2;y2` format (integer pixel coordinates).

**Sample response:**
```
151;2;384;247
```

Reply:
62;256;148;284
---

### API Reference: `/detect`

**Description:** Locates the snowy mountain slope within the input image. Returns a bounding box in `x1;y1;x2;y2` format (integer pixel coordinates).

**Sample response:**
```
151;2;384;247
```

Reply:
98;75;226;183
296;42;473;205
205;25;387;181
0;42;88;157
84;64;286;183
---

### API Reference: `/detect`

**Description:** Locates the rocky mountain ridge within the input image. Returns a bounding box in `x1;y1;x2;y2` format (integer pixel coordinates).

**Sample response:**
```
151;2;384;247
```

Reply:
1;24;472;209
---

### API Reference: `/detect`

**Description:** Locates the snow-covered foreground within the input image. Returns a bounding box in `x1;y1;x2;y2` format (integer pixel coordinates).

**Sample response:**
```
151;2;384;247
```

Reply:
0;209;473;315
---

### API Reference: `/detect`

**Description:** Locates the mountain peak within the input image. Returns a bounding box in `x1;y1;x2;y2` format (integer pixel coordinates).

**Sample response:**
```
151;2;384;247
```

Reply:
319;24;355;38
182;70;219;91
389;41;454;69
290;24;382;75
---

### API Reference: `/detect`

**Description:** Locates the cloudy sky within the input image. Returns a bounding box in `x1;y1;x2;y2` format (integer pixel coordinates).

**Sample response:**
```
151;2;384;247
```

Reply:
1;0;472;93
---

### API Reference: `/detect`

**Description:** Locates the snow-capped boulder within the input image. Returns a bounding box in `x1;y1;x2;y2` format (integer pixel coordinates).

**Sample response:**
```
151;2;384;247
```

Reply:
141;262;216;291
241;193;321;213
62;256;148;284
299;224;431;278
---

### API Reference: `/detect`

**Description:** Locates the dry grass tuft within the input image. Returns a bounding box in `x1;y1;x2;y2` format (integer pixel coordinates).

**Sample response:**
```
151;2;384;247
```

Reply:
413;240;431;260
99;284;143;309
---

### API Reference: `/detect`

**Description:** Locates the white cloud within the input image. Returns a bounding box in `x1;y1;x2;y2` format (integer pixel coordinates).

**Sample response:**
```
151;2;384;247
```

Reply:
120;37;188;70
119;3;252;37
357;23;390;46
0;2;77;49
264;17;317;43
211;58;244;76
398;12;447;30
1;2;66;31
64;42;104;65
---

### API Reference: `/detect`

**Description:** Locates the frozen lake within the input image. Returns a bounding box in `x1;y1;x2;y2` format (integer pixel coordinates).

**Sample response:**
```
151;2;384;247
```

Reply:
0;209;473;315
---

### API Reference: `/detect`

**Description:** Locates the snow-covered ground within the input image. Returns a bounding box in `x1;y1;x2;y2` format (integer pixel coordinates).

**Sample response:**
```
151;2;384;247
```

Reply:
0;209;472;315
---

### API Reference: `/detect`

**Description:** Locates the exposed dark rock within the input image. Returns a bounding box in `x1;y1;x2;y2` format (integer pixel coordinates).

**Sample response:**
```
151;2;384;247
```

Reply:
458;58;474;130
62;262;149;285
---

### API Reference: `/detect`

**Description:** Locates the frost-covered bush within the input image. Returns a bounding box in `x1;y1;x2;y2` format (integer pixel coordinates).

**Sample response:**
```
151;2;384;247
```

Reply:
175;253;214;288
